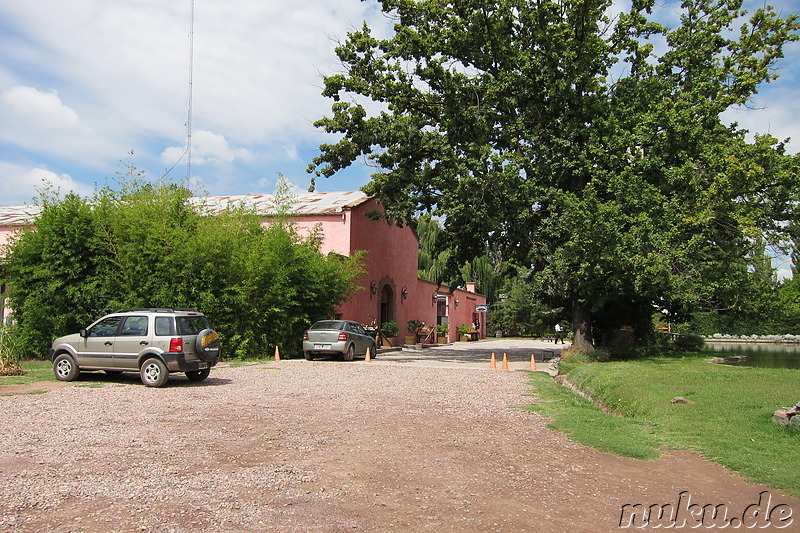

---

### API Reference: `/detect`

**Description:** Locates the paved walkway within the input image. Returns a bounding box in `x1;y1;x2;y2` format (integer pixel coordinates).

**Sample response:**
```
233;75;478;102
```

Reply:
373;338;568;373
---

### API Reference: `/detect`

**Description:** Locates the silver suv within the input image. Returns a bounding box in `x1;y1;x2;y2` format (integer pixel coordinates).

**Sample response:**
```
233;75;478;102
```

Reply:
49;308;220;387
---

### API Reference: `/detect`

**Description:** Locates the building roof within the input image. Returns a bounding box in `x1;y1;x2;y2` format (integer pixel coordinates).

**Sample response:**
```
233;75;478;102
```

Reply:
191;191;371;216
0;192;371;226
0;205;42;227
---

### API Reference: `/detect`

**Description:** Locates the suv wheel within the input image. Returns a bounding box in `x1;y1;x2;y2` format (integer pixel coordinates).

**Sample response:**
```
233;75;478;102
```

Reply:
185;367;210;382
53;354;79;381
140;357;169;387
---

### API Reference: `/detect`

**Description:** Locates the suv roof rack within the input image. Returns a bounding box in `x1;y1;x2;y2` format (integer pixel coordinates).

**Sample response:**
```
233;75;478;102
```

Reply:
113;308;201;313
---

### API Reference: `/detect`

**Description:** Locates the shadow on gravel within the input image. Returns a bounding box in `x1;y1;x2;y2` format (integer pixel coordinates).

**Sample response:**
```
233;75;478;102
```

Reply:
71;371;232;388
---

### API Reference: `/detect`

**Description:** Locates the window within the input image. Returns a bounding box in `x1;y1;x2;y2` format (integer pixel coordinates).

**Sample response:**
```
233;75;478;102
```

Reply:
155;316;175;336
313;321;343;330
120;316;148;336
89;317;122;337
177;316;208;335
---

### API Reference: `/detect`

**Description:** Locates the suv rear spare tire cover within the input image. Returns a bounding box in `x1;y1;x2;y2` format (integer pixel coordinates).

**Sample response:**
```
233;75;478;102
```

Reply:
195;329;221;362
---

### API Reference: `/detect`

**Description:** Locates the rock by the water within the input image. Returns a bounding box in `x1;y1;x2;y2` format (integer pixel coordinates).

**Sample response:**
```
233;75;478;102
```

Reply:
773;404;800;426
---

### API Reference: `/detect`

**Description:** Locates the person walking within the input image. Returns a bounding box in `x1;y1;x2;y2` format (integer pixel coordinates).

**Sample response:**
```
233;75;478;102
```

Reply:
554;323;564;344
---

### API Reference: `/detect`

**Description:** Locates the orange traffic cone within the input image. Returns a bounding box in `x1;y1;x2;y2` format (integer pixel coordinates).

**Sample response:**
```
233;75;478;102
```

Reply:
490;352;497;370
530;354;537;371
501;352;509;371
274;346;281;361
365;346;372;363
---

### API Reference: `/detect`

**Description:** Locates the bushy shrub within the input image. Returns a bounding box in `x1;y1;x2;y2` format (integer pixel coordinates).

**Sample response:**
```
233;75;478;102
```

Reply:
673;333;705;351
0;326;24;376
381;320;399;337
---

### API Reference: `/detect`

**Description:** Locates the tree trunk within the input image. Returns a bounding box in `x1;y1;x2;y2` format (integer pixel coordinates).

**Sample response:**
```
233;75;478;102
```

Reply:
571;293;594;351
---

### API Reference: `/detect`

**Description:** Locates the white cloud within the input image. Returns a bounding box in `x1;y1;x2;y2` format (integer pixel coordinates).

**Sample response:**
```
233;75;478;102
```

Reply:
0;84;125;167
160;130;252;167
284;145;299;161
194;130;253;164
0;162;93;205
2;86;79;127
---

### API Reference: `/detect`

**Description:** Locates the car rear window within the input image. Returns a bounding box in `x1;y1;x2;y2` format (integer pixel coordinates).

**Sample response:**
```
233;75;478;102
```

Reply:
312;321;344;330
177;316;209;335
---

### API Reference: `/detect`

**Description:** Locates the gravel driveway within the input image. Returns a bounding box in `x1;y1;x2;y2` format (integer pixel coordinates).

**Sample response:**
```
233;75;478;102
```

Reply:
2;339;798;532
373;338;564;372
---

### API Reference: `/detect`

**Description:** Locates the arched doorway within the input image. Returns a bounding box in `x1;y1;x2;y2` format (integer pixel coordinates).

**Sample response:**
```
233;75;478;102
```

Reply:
380;285;395;326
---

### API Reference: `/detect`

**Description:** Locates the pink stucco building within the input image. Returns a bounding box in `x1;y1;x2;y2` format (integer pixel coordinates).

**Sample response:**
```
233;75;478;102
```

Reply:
0;192;486;342
0;204;41;326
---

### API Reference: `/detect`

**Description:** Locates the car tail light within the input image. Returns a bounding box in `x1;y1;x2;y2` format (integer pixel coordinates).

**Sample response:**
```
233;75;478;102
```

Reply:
303;331;309;341
338;332;347;341
169;337;183;352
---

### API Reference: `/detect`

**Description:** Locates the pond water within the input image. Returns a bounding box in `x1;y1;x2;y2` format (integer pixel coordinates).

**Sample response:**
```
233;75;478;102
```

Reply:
704;342;800;370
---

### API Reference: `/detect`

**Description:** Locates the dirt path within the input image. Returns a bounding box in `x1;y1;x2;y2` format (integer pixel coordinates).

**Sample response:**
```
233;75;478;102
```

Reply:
1;343;798;531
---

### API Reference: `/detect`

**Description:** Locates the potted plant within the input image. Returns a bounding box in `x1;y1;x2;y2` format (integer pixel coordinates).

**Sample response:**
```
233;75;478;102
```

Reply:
405;320;423;345
435;324;449;344
381;320;400;346
457;324;472;342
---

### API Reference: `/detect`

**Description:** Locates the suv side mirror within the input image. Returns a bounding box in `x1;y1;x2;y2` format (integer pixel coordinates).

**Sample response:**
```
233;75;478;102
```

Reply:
79;328;88;338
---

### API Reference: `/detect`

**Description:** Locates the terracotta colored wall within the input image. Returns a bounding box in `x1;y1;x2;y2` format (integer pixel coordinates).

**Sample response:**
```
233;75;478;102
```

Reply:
339;198;424;329
291;214;352;256
311;198;487;343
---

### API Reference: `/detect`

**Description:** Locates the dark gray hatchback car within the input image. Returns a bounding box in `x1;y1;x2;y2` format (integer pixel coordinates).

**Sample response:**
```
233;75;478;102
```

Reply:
49;308;220;387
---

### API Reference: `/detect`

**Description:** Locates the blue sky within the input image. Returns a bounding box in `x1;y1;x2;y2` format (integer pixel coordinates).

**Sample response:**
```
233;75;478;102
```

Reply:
1;1;798;220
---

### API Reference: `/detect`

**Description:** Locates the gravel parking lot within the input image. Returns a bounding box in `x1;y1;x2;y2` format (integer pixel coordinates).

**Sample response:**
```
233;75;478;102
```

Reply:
2;340;798;531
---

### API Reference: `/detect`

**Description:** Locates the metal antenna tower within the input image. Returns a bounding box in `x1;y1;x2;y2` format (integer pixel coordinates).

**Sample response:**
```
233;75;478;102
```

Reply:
186;0;195;186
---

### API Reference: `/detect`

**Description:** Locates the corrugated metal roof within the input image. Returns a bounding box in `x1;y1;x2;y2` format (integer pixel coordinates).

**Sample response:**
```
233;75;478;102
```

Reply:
0;192;371;226
191;191;371;216
0;205;42;226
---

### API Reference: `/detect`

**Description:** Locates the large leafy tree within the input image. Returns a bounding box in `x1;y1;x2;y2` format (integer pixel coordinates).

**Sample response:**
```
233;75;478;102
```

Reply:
309;0;800;349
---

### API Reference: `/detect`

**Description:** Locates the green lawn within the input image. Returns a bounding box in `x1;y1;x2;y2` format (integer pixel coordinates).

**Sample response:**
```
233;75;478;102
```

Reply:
0;359;54;388
522;355;800;497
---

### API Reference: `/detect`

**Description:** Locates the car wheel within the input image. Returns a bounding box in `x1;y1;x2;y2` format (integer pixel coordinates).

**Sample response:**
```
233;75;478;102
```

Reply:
53;354;79;381
185;367;210;382
195;329;221;363
140;357;169;387
304;351;313;361
370;342;377;358
344;344;355;361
